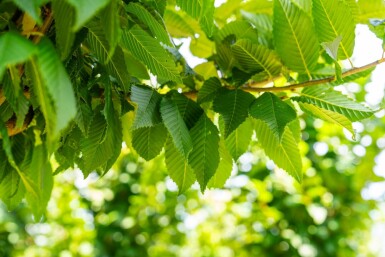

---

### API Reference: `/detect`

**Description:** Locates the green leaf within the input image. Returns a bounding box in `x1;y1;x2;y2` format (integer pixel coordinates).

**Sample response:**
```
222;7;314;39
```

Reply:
197;77;222;104
292;86;374;121
121;25;182;83
103;87;123;174
216;20;259;42
0;149;25;210
132;124;167;161
2;71;29;128
86;20;130;89
126;2;172;46
254;119;302;182
358;0;385;21
213;89;255;138
79;111;113;176
131;85;162;129
0;122;40;206
165;137;196;194
171;92;203;129
163;9;195;38
176;0;215;37
25;144;53;219
35;38;77;142
125;52;149;79
100;0;121;58
241;11;273;35
313;0;356;60
160;98;192;158
0;32;37;79
231;39;282;78
75;101;93;136
207;139;233;188
321;35;343;61
249;92;297;140
66;0;109;30
188;115;220;192
299;102;354;133
225;118;254;161
52;0;76;60
0;168;25;210
11;0;47;24
273;0;319;76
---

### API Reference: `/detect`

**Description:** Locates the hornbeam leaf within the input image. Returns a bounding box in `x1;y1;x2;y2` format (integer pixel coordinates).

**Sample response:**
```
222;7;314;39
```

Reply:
132;124;168;161
2;72;29;128
0;166;25;211
273;0;319;76
0;149;25;210
213;89;255;138
249;92;297;140
165;138;196;194
176;0;215;37
86;20;130;89
25;144;53;219
126;3;173;46
171;92;203;129
0;122;40;203
52;0;76;60
207;139;233;188
241;11;273;35
163;9;195;38
298;102;354;134
197;77;222;104
255;119;302;182
100;0;121;58
231;39;282;78
121;25;182;83
188;115;220;192
313;0;356;60
103;83;123;173
160;98;192;158
75;101;93;136
225;118;254;161
35;38;77;141
131;85;162;129
216;20;259;42
66;0;109;30
292;86;374;121
0;32;37;79
79;112;113;176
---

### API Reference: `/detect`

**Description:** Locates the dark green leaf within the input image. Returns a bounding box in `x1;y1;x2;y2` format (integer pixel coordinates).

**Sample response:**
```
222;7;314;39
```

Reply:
131;85;162;129
197;77;222;104
160;97;192;158
188;114;220;192
165;137;196;194
225;118;254;161
250;92;296;140
121;25;182;83
213;89;255;138
132;123;167;161
255;119;302;182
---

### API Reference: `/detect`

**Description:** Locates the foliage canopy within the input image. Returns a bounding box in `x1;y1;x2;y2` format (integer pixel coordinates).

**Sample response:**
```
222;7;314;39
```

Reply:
0;0;385;218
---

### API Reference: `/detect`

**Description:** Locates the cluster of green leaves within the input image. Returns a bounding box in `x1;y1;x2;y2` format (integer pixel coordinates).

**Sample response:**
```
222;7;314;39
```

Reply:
0;0;384;216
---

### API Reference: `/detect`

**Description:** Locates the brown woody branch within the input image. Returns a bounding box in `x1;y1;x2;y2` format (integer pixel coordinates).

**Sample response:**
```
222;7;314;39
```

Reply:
242;57;385;93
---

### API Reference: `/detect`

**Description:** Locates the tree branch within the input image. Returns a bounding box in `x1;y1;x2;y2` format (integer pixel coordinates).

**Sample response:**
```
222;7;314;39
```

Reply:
242;57;385;93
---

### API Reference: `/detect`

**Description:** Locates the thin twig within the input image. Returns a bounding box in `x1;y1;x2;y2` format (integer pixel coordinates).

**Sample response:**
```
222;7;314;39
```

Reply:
242;57;385;93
